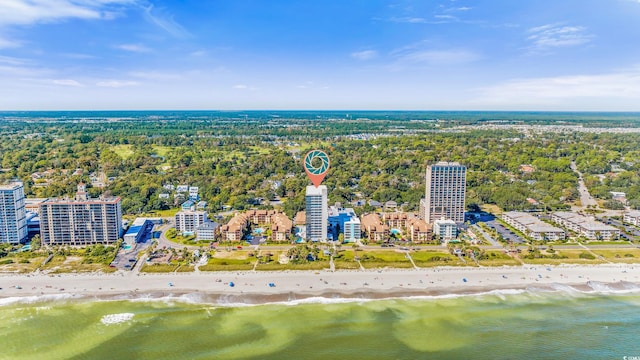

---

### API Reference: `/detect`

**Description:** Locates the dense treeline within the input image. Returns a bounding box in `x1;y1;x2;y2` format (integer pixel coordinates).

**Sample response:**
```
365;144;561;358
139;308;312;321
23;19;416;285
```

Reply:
2;117;640;216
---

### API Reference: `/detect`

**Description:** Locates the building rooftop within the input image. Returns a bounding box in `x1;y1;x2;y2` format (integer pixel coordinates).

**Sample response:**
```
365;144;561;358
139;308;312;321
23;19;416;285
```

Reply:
197;222;219;230
0;181;23;190
625;210;640;217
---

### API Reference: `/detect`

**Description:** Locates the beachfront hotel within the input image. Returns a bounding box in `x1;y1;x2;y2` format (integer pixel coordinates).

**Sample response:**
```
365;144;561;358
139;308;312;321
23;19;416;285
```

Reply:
423;162;467;224
39;184;122;246
0;181;28;244
306;185;328;242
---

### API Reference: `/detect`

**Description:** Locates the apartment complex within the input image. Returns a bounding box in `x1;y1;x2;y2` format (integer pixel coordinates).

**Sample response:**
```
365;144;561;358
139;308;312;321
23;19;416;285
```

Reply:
383;212;433;243
433;218;457;241
502;211;565;241
360;213;389;242
360;212;433;243
551;212;620;240
623;211;640;226
220;210;292;242
305;185;328;242
423;162;466;224
39;185;122;246
175;210;208;235
0;181;28;244
328;206;361;242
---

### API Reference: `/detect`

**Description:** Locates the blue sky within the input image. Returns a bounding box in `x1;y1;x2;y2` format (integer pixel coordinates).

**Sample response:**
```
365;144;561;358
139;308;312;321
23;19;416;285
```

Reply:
1;0;640;110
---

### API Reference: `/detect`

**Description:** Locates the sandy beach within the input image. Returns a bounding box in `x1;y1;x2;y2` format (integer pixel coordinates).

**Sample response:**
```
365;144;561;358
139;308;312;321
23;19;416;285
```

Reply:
1;264;640;304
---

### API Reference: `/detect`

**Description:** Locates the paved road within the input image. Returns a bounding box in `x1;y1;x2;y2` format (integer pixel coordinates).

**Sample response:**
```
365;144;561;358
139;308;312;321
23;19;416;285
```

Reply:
571;161;598;208
156;218;202;251
472;224;502;246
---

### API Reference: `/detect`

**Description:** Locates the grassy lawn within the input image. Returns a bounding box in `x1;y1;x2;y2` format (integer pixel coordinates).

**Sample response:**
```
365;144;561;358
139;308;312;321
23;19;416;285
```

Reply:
481;204;502;215
40;256;115;273
152;145;172;157
359;250;413;269
199;257;254;271
141;263;180;273
521;250;606;265
411;251;466;267
256;261;330;271
333;250;362;270
140;208;180;217
0;256;47;273
477;251;521;266
591;249;640;263
214;250;255;260
112;144;134;159
582;241;631;246
175;265;195;272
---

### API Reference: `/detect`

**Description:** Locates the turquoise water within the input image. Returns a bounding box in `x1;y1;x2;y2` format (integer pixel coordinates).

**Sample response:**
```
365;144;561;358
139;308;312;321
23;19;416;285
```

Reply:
253;228;265;234
1;289;640;359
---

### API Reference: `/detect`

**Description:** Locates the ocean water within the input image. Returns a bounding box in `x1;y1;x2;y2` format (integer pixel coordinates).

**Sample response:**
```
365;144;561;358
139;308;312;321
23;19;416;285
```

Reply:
1;288;640;360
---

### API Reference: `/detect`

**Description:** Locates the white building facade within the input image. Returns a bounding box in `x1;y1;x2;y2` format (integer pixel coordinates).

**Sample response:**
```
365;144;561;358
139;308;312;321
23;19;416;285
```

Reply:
551;212;619;240
434;218;457;242
175;210;208;235
425;162;466;224
0;182;27;244
502;211;565;241
305;185;328;242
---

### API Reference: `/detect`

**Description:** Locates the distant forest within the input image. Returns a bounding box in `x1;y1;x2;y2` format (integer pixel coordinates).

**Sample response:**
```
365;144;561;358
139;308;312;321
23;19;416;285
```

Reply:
1;112;640;216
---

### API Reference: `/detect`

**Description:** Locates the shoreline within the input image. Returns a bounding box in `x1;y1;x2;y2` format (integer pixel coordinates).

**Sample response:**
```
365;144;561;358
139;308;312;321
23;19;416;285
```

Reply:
2;264;640;305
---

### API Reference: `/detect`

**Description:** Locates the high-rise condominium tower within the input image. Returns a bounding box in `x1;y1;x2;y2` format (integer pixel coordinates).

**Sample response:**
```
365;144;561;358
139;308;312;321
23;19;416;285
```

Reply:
424;162;466;224
0;181;27;244
305;185;328;242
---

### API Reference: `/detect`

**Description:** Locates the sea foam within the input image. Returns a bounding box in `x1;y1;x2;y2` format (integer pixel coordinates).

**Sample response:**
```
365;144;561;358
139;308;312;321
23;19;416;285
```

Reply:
100;313;134;325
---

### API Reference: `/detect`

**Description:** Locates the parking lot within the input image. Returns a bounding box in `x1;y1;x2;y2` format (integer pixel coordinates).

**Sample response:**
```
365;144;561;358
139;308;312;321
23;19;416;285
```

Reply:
605;218;640;238
111;227;154;271
484;220;526;244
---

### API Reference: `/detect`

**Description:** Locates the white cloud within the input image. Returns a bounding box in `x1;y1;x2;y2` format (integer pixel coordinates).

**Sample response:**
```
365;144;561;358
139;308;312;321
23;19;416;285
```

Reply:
475;68;640;109
389;17;428;24
351;50;378;61
0;55;29;66
526;23;593;52
392;48;481;65
143;4;189;37
52;79;83;87
129;71;182;80
434;14;457;20
233;84;258;91
115;44;151;53
0;0;136;26
96;80;139;87
0;36;21;49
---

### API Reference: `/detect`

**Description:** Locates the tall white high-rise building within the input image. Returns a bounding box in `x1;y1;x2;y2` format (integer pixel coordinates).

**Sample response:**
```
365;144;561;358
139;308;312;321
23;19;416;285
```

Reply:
425;162;466;224
0;181;27;244
39;184;122;246
305;185;328;242
175;210;208;235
